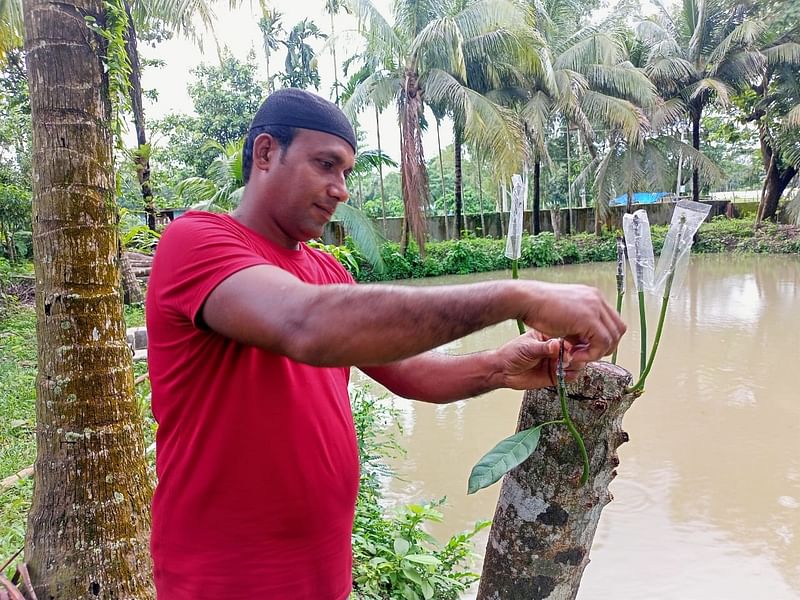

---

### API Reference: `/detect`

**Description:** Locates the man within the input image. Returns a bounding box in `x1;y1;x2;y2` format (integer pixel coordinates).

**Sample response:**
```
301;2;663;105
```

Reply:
146;88;625;599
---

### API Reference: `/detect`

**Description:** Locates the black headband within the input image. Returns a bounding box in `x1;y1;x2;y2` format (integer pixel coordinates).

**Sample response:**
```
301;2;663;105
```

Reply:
250;88;357;152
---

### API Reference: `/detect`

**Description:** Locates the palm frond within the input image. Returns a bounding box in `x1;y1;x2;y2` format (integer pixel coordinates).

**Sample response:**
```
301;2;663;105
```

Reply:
424;68;525;179
645;56;696;90
580;90;649;147
410;16;466;78
688;77;732;105
584;63;657;107
341;71;400;121
521;91;552;162
0;0;22;61
334;202;386;272
786;105;800;129
650;97;687;131
453;0;532;41
346;0;405;57
554;33;623;71
635;17;675;48
657;136;725;183
352;149;398;175
707;19;766;69
763;42;800;67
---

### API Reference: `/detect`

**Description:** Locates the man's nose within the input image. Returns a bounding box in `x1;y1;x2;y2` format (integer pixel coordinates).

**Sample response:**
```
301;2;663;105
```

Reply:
329;174;350;203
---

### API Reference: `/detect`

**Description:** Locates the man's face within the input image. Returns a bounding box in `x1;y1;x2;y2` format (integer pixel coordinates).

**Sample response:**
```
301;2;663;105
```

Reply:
259;129;355;247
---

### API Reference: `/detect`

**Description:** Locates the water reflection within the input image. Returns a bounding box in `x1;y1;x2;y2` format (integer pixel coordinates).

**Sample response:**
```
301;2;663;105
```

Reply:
356;254;800;599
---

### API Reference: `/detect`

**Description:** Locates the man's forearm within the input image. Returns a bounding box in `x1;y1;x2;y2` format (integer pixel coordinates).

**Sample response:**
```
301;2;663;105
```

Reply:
361;350;506;403
288;280;526;367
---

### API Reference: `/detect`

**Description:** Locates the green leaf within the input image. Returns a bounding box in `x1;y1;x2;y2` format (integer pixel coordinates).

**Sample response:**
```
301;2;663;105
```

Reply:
394;537;411;557
467;426;544;494
421;579;435;599
402;565;424;586
404;554;441;567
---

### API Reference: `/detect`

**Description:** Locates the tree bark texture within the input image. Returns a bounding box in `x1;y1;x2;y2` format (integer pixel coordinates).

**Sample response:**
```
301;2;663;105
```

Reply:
399;69;429;255
757;126;797;223
477;363;636;600
454;123;463;238
23;2;155;598
691;107;701;204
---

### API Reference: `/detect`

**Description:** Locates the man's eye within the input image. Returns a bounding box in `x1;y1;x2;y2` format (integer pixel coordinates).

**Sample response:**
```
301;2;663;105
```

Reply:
319;160;333;169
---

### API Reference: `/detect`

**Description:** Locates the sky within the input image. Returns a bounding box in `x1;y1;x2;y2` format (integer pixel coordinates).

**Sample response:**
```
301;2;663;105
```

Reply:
137;0;452;164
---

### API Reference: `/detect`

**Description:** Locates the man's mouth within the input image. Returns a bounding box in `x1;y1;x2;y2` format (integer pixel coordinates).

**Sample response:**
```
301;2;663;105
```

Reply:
314;204;335;219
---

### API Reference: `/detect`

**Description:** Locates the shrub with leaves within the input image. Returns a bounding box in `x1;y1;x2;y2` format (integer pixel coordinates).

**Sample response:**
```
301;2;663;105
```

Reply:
350;387;487;600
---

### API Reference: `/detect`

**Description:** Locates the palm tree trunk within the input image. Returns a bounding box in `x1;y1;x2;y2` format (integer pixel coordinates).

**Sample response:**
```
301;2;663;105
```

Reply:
23;1;154;597
478;155;486;235
123;1;154;233
436;119;449;239
691;108;702;204
375;106;387;235
399;70;429;255
566;125;573;235
454;123;463;239
477;363;636;599
533;161;541;235
757;126;797;223
330;12;340;104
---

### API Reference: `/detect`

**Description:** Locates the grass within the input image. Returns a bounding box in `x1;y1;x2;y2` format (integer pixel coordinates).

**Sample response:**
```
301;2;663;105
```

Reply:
0;304;36;574
0;299;148;575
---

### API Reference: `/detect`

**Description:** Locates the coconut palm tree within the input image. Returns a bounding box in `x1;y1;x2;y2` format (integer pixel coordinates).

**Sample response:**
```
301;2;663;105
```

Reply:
324;0;350;104
343;0;527;252
636;0;765;203
514;0;657;234
257;3;283;92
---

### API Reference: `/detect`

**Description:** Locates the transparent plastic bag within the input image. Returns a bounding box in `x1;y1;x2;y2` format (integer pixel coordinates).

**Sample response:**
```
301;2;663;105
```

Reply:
653;200;711;298
622;209;655;293
505;174;527;261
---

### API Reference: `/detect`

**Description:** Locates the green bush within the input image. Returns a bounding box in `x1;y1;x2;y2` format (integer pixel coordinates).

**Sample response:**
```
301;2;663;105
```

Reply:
325;218;800;282
350;387;486;600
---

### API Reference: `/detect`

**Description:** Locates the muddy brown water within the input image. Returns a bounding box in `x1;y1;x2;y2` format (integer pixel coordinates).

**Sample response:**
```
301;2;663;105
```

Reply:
355;254;800;599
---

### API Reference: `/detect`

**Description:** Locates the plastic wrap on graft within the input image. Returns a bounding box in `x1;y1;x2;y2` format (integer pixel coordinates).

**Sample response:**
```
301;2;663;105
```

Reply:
622;209;655;293
653;201;711;297
504;174;527;261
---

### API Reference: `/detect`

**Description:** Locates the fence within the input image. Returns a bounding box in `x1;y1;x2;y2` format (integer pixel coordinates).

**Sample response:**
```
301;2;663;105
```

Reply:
322;201;761;244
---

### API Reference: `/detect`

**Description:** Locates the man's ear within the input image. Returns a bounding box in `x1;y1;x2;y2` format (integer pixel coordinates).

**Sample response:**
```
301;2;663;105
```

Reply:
252;133;281;172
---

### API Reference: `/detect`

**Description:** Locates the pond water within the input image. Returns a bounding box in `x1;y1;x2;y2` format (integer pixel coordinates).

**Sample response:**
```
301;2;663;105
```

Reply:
357;254;800;599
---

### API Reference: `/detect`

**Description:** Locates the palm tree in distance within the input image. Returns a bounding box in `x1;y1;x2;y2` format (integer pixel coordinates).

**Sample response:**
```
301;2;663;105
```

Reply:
636;0;765;202
257;3;283;92
344;0;528;251
516;0;656;234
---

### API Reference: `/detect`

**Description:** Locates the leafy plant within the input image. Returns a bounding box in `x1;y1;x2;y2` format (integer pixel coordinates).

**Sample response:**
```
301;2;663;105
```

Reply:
350;387;487;600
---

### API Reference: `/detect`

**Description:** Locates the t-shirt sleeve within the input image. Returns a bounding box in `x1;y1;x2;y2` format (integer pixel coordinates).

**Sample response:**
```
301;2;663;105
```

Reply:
150;215;268;328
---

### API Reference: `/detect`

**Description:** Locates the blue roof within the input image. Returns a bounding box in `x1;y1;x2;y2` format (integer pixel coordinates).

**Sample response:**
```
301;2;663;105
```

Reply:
609;192;670;207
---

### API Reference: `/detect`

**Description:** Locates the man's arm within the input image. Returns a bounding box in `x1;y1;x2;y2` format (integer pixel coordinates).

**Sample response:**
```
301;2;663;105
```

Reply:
361;334;581;403
201;264;625;367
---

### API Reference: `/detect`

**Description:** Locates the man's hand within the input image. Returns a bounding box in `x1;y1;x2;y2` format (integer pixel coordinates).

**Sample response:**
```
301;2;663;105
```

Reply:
518;282;626;362
495;332;586;391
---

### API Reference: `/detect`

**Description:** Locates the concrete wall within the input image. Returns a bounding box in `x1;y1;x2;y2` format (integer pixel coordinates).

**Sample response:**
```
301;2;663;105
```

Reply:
322;201;762;244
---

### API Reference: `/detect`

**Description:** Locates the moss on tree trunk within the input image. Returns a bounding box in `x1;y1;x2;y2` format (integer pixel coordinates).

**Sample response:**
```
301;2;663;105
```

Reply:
23;1;155;597
477;363;636;600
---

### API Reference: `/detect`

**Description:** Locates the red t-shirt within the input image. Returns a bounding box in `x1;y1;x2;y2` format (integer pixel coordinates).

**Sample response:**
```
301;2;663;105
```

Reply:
146;211;359;599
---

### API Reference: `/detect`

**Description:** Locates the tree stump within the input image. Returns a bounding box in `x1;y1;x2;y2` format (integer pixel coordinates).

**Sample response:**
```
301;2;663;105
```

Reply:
477;362;637;600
